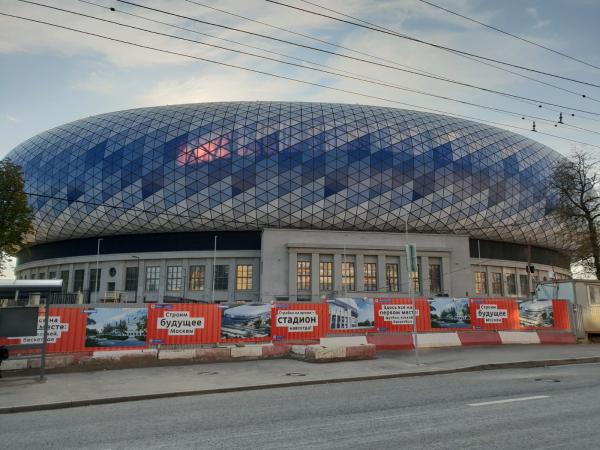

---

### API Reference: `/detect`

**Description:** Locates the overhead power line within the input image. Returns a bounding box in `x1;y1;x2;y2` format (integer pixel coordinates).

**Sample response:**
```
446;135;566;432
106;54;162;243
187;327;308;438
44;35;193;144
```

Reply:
1;11;600;151
266;0;600;89
185;0;599;107
21;0;600;136
413;0;600;71
110;0;600;118
183;0;598;105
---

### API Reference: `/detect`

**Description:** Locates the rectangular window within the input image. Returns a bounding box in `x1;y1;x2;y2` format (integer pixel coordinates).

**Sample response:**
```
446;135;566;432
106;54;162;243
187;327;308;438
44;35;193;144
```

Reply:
89;269;101;292
429;263;442;294
166;266;183;292
474;272;487;295
589;285;600;304
107;282;115;292
236;264;253;290
125;267;139;291
411;257;422;294
30;273;36;280
319;262;333;291
145;266;160;292
341;262;355;291
297;261;311;291
189;265;205;291
506;273;517;295
38;273;46;280
49;271;56;279
214;265;229;291
491;272;503;295
73;269;84;292
60;270;70;293
364;263;377;291
386;264;399;292
519;274;529;296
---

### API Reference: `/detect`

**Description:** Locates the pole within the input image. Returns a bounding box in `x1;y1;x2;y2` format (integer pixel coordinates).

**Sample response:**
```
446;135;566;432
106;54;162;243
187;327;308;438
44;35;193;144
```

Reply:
95;238;103;303
210;235;217;303
39;292;50;382
405;214;419;365
527;243;532;299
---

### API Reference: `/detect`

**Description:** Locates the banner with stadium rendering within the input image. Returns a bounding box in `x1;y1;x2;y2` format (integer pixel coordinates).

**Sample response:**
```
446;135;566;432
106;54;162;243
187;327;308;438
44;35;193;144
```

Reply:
271;303;328;340
219;303;271;342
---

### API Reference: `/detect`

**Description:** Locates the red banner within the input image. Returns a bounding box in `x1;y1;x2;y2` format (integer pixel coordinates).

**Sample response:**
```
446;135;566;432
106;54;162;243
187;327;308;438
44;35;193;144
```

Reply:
147;304;221;345
0;307;87;354
470;299;519;330
374;298;431;332
271;303;328;341
551;299;571;330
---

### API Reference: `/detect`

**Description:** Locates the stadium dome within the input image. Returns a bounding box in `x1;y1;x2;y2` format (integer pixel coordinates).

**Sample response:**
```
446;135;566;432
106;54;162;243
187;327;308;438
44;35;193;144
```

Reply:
6;101;565;249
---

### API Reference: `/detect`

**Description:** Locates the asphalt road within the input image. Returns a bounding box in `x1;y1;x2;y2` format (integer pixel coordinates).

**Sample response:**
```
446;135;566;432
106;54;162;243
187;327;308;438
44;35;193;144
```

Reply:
2;363;600;449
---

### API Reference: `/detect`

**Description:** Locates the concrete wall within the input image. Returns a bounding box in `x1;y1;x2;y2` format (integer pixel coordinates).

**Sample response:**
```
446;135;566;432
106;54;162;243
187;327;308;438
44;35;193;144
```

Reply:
260;229;472;302
17;250;261;304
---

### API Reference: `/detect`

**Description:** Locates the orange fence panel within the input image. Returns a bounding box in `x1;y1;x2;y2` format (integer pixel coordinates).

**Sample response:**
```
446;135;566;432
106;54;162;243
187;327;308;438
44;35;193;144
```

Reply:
147;304;221;345
470;299;520;330
551;299;571;330
374;298;431;332
272;303;328;341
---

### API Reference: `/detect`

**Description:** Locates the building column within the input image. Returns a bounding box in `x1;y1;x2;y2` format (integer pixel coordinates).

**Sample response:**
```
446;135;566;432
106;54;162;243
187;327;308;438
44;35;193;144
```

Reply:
333;253;342;294
288;251;297;302
441;255;450;296
420;256;430;297
399;252;409;294
355;254;364;292
311;253;320;302
377;255;386;292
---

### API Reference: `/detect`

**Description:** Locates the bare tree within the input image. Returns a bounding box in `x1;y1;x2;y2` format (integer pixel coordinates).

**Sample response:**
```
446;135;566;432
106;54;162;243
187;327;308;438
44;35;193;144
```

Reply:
551;150;600;279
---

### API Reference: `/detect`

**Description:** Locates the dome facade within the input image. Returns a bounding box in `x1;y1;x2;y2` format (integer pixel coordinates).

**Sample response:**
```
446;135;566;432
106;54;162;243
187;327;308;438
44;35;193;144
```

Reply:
6;102;565;249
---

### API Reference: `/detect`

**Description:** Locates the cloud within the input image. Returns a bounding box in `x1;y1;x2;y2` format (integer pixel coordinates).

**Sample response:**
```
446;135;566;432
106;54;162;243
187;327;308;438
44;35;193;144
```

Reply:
5;115;20;123
525;7;551;29
74;71;115;94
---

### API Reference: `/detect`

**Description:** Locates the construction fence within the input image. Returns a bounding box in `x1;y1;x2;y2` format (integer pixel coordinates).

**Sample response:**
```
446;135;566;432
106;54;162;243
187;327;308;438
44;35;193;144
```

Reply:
0;298;571;355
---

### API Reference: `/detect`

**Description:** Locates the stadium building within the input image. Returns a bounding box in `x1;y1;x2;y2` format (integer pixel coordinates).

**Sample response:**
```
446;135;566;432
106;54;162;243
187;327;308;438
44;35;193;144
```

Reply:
5;102;571;303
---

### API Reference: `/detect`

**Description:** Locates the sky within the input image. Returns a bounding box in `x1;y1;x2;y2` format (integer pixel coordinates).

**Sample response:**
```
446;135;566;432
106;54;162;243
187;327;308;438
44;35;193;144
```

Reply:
1;0;600;277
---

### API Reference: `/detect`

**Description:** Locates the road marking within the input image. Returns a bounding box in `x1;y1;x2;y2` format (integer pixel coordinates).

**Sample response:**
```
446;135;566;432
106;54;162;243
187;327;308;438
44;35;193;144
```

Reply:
468;395;549;407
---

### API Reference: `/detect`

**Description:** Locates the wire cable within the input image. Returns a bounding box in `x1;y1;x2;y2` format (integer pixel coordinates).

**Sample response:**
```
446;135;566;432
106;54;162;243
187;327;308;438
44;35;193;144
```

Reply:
413;0;600;71
266;0;600;89
20;0;600;136
298;0;600;104
182;0;600;110
2;11;599;150
109;0;600;117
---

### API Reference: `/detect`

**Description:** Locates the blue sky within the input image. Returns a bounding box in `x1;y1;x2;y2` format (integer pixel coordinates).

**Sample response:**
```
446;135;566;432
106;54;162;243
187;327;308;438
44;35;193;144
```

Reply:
1;0;600;159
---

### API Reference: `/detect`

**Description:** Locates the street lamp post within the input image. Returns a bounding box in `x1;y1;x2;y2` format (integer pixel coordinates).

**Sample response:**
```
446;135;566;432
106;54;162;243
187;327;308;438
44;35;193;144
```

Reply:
95;238;103;303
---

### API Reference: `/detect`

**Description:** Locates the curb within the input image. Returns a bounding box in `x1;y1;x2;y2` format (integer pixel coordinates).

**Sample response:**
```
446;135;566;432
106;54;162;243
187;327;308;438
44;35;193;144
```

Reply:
2;356;600;414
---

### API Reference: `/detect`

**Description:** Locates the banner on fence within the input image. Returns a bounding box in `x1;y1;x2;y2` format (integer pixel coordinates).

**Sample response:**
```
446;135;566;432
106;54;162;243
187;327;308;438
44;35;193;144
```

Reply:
517;299;554;328
328;298;375;332
271;303;328;340
374;298;430;332
429;298;471;328
219;303;271;342
147;304;220;345
0;307;87;353
84;307;148;349
470;299;519;330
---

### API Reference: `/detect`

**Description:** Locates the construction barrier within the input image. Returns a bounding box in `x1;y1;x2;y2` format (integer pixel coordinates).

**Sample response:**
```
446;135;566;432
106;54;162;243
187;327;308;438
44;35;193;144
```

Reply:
0;299;574;355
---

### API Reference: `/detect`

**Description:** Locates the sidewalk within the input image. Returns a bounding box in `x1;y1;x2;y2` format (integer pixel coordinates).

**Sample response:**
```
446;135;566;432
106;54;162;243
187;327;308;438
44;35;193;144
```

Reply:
2;344;600;413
